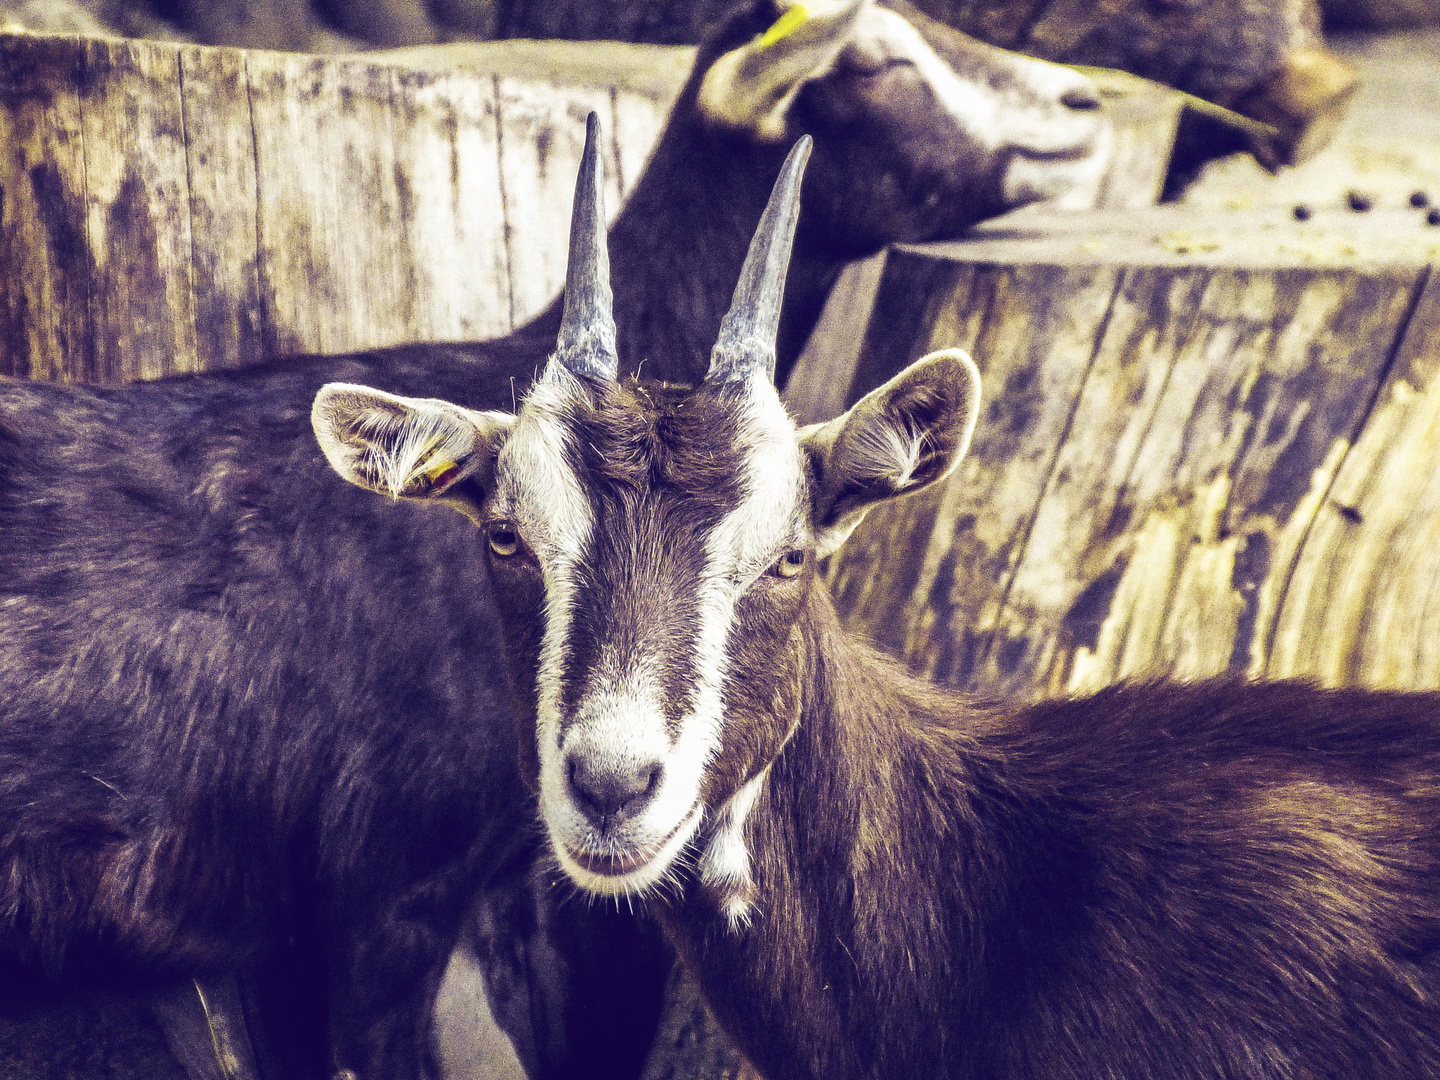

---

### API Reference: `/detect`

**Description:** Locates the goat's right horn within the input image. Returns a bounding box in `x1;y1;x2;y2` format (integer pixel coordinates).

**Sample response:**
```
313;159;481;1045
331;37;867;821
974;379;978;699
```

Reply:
706;134;812;385
549;112;618;383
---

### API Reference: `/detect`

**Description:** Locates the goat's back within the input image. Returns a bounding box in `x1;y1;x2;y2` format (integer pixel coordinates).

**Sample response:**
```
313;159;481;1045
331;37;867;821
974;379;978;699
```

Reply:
965;678;1440;1079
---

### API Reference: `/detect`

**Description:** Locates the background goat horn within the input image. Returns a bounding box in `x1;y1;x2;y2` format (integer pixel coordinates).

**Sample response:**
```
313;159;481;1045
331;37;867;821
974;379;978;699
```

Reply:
707;134;812;384
551;112;618;382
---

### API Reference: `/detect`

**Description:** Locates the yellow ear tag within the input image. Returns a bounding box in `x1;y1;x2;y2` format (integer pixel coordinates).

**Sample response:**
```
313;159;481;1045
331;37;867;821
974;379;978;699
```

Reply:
410;434;460;491
758;4;809;48
420;455;459;485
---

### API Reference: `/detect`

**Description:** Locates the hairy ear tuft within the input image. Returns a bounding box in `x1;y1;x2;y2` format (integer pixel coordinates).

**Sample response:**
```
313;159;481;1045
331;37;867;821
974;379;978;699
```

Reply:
801;348;979;555
311;383;514;502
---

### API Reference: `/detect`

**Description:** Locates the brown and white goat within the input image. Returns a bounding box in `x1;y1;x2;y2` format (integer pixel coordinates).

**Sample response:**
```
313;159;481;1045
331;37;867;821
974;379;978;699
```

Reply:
317;116;1440;1080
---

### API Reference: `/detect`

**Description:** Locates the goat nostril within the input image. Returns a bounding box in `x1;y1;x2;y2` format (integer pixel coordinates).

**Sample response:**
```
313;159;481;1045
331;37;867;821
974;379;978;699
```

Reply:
567;757;664;824
1061;87;1102;111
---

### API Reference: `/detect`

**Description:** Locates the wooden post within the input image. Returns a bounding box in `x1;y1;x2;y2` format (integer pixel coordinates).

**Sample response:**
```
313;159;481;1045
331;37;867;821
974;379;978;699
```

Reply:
829;207;1440;696
0;32;676;384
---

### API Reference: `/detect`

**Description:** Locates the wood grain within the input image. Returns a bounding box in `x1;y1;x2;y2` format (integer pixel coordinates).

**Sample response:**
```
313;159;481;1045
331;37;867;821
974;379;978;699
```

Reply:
830;207;1440;695
0;32;673;383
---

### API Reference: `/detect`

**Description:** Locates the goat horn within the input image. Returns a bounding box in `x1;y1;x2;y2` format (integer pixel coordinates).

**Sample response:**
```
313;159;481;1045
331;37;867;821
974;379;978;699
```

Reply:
707;134;812;384
551;112;618;382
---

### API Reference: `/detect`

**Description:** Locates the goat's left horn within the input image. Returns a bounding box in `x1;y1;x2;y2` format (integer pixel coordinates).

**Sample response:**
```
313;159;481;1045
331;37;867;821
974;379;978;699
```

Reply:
707;134;812;385
550;112;618;382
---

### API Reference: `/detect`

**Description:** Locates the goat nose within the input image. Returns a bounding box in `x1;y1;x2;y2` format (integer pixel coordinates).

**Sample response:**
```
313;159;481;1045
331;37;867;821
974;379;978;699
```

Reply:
1061;85;1102;111
567;757;663;826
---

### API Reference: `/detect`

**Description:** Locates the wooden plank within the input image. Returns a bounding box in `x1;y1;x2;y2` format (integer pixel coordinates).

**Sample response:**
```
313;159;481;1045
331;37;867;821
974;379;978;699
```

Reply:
0;34;93;382
828;259;1125;689
829;207;1437;695
611;85;670;199
178;44;265;372
495;76;623;328
247;53;416;356
1266;268;1440;688
1009;266;1420;696
240;50;517;355
81;38;199;383
388;63;511;343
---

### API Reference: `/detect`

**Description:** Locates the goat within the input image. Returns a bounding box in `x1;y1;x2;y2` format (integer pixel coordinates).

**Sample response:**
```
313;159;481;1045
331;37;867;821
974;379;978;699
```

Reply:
316;123;1440;1080
0;3;1106;1077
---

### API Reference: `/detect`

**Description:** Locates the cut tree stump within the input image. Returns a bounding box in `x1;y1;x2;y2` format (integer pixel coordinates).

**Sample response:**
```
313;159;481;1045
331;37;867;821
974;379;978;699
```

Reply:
0;31;678;383
0;29;1183;388
823;206;1440;696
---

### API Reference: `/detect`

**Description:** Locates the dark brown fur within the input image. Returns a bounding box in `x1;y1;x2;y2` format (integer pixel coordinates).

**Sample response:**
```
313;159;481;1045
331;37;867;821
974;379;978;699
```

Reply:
658;590;1440;1080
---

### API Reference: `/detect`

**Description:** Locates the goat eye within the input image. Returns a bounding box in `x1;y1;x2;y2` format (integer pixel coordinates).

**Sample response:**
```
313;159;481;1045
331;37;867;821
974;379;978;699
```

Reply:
488;523;521;557
772;550;806;579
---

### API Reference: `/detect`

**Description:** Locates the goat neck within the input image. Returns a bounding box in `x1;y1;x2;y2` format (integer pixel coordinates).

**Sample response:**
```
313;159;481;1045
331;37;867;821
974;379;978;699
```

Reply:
653;593;996;1080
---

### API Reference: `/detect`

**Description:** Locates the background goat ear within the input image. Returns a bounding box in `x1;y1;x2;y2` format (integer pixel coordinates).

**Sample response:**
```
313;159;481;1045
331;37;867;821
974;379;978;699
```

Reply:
801;348;979;556
697;0;867;141
311;383;514;502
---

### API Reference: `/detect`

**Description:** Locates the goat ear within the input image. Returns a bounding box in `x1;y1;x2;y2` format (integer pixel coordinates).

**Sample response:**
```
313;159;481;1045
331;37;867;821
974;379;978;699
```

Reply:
800;348;979;556
698;0;867;141
311;383;514;504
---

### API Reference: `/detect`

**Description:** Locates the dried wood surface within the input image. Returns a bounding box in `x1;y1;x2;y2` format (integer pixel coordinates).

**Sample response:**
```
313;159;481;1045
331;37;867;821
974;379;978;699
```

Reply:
826;206;1440;696
0;31;673;383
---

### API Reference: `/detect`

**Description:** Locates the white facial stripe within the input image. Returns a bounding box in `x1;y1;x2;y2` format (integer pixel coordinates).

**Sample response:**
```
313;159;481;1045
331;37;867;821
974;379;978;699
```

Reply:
867;6;1001;154
688;374;806;767
496;369;598;845
532;374;807;900
861;7;1111;206
496;370;594;564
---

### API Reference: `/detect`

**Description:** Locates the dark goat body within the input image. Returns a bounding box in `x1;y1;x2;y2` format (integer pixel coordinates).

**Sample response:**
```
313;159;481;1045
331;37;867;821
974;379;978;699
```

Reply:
662;601;1440;1079
0;1;1104;1075
316;333;1440;1078
453;356;1440;1077
306;134;1440;1079
0;354;527;1069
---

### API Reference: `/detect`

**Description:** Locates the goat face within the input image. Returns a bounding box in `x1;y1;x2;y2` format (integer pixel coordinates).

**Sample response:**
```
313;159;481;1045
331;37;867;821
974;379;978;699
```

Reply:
695;0;1111;251
312;122;980;907
312;353;978;905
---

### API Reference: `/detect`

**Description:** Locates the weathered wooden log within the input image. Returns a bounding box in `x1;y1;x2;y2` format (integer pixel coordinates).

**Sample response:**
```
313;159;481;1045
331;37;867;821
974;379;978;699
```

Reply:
0;29;1182;389
826;206;1440;697
0;31;674;384
1;0;1351;174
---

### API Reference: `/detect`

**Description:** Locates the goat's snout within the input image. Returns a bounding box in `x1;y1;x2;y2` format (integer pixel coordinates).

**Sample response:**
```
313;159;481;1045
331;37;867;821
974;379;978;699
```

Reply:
567;756;663;827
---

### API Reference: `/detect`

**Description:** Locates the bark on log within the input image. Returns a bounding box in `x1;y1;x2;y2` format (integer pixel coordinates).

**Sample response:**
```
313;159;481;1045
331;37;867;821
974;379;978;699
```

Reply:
0;31;675;384
827;206;1440;696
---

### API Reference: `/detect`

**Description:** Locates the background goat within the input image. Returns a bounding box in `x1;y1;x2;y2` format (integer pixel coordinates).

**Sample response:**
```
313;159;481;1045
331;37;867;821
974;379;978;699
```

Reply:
0;1;1105;1076
317;129;1440;1080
